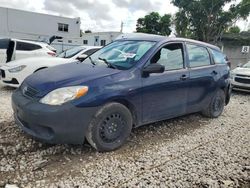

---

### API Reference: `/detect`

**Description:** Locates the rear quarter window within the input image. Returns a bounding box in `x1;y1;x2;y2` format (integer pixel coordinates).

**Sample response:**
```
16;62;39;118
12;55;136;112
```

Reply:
210;49;227;64
16;42;42;51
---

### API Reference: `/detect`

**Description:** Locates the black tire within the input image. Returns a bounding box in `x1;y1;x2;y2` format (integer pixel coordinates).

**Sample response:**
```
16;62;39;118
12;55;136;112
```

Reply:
86;102;132;152
202;89;225;118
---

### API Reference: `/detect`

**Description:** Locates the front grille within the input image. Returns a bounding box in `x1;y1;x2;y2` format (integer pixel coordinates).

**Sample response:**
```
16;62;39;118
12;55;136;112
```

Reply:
21;84;39;98
236;74;250;78
0;69;5;78
235;77;250;84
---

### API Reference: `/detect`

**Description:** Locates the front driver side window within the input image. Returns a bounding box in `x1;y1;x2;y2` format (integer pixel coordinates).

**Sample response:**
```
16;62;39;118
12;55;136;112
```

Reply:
150;43;184;71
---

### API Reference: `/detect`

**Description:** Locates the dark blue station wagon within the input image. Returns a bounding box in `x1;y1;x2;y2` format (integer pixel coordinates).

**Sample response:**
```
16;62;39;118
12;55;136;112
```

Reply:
12;34;231;151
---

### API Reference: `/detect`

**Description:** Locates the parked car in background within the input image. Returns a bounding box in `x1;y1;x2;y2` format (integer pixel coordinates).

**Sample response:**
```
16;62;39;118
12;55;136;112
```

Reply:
231;61;250;92
0;46;101;87
0;38;56;66
12;34;231;152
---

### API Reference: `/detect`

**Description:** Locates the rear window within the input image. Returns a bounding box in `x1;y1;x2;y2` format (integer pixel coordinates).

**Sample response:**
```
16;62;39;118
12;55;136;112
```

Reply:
210;49;227;64
16;42;42;51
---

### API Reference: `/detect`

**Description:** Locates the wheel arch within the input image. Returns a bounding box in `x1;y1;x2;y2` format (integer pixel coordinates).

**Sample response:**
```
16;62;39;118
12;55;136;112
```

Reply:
218;79;231;105
109;98;138;127
34;67;48;73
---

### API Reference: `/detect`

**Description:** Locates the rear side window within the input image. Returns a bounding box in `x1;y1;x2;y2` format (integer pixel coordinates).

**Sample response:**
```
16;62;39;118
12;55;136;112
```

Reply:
151;43;184;71
83;48;99;56
16;42;42;51
187;44;211;67
210;49;227;64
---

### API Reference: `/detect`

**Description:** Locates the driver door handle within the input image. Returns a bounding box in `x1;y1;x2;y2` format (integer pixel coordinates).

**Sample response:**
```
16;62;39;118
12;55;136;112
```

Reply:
211;70;218;75
180;74;189;80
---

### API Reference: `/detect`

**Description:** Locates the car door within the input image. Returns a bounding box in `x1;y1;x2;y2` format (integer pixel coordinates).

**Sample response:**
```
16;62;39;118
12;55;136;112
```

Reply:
185;43;219;113
142;42;189;123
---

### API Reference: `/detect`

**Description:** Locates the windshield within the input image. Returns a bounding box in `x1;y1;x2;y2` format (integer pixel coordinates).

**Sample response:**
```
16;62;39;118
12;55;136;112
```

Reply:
83;40;156;70
243;62;250;68
57;46;85;58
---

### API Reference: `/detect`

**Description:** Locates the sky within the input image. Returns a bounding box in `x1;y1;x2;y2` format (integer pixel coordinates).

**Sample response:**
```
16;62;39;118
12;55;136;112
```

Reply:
0;0;249;33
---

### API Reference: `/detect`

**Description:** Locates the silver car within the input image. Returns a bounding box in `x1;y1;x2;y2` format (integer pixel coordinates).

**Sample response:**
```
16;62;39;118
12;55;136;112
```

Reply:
231;61;250;92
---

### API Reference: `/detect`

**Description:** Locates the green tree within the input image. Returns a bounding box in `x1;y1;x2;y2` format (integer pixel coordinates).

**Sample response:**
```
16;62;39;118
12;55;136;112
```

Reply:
172;0;250;42
136;12;172;36
228;26;241;33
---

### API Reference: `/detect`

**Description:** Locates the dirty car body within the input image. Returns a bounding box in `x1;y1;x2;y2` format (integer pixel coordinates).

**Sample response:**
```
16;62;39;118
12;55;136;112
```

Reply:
12;34;231;150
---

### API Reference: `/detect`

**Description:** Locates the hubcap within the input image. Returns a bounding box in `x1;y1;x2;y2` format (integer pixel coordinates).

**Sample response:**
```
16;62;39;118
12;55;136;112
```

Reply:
99;113;125;143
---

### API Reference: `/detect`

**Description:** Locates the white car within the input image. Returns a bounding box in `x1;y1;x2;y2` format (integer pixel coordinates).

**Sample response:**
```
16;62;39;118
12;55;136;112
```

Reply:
0;46;101;87
231;61;250;92
0;38;56;66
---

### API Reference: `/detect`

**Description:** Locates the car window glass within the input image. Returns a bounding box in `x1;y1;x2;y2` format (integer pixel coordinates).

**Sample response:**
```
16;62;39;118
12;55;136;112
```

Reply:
210;49;226;64
83;40;156;70
187;44;211;67
82;48;99;56
243;62;250;68
57;46;85;58
150;43;184;71
16;42;42;51
0;39;10;49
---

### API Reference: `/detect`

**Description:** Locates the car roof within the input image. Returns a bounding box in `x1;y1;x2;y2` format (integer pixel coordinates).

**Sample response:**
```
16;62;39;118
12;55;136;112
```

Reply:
0;37;48;47
116;33;220;51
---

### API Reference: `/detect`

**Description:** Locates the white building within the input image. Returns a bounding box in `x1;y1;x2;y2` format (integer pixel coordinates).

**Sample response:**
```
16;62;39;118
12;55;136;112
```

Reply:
0;7;81;42
81;32;122;46
0;7;122;53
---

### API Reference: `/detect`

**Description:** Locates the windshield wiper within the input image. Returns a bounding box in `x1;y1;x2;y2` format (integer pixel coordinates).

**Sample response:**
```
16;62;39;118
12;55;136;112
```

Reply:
88;56;96;65
98;57;117;69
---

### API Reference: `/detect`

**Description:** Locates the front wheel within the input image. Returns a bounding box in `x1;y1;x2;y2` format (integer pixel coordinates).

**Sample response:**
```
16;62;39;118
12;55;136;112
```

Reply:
201;89;225;118
86;102;132;152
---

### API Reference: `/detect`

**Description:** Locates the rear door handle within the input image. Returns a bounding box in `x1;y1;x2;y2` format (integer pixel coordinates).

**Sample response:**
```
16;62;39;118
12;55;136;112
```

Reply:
211;70;218;75
180;74;189;80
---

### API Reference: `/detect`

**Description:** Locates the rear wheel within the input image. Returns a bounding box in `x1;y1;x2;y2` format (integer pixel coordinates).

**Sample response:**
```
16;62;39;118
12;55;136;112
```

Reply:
86;102;132;152
202;89;225;118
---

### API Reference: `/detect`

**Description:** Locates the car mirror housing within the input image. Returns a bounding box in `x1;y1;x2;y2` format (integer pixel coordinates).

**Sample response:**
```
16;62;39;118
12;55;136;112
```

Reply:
76;54;88;61
143;63;165;76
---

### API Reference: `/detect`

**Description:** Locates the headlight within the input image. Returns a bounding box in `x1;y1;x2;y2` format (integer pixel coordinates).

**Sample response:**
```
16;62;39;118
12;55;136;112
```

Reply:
40;86;88;105
8;65;26;73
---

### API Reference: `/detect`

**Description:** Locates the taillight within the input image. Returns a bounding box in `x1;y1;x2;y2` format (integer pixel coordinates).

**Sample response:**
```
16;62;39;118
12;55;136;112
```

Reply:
47;52;56;56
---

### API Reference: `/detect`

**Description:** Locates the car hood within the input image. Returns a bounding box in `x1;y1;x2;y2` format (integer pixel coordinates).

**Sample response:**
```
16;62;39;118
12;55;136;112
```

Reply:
24;62;121;95
4;57;71;67
232;67;250;76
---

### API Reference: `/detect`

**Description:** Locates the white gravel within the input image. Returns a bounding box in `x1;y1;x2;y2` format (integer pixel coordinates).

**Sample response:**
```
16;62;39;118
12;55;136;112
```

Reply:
0;83;249;188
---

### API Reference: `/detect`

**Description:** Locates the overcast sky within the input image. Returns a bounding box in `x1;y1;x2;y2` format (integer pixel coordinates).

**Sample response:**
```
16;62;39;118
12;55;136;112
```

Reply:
0;0;249;33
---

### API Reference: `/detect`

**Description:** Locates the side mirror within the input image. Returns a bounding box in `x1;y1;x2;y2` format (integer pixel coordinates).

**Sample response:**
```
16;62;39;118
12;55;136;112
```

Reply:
76;54;88;61
143;63;165;76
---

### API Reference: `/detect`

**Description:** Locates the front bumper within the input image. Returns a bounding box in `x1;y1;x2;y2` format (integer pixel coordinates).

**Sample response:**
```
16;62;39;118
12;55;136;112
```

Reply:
0;68;21;87
12;89;100;144
231;76;250;92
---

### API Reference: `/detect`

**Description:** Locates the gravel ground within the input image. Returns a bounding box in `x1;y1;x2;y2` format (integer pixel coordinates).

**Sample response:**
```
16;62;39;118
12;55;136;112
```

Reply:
0;83;249;188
